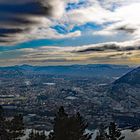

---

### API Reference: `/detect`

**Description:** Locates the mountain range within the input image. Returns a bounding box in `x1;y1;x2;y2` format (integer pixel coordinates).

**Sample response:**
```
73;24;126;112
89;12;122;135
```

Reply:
0;64;133;80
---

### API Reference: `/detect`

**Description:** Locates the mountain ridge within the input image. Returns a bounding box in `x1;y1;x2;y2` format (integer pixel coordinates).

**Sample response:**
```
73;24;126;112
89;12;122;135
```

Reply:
0;64;133;79
108;66;140;110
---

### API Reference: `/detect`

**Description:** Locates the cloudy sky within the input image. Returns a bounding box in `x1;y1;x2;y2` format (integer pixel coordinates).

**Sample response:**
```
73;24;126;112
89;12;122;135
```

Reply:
0;0;140;66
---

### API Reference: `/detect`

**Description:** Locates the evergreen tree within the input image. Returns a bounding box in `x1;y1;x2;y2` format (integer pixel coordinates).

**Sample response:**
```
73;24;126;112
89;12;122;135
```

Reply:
0;106;25;140
48;106;68;140
7;114;25;140
95;134;104;140
48;106;92;140
0;106;10;140
95;122;125;140
0;105;4;118
27;130;47;140
39;131;47;140
28;130;35;140
106;122;125;140
95;124;107;140
0;105;4;126
73;112;92;140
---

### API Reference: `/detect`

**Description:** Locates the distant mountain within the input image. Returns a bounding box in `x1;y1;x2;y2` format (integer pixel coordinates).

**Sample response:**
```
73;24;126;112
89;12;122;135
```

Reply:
0;66;23;78
0;64;133;80
32;64;130;78
108;67;140;110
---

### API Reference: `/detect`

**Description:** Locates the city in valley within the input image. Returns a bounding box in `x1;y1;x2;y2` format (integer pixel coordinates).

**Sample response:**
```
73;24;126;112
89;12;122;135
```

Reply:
0;0;140;139
0;65;140;131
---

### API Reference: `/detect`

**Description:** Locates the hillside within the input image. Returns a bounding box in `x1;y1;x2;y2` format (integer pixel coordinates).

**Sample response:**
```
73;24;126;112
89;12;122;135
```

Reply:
108;67;140;110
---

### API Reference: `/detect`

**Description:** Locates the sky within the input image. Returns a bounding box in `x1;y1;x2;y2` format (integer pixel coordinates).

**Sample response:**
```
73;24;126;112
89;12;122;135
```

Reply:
0;0;140;66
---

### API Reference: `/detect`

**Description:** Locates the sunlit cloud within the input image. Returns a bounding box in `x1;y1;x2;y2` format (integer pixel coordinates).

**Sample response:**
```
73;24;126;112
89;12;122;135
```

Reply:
0;39;140;66
0;0;140;65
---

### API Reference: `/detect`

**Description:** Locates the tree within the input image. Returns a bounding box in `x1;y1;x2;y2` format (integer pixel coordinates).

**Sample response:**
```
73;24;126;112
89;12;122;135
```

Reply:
73;112;92;140
0;106;25;140
27;130;35;140
106;122;125;140
95;124;107;140
27;130;47;140
7;114;25;139
0;106;10;140
0;105;4;118
48;106;92;140
95;122;125;140
48;106;69;140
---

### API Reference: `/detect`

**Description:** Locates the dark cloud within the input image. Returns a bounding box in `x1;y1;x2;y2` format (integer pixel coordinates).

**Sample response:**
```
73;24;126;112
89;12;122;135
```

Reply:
0;2;52;15
75;44;120;52
0;28;24;34
73;43;140;53
126;52;133;55
22;58;77;64
107;53;125;58
115;25;136;34
0;0;63;45
0;39;10;43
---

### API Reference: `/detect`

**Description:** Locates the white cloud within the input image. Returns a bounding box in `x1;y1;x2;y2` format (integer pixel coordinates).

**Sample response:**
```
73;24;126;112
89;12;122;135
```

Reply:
24;27;81;40
37;0;140;41
61;2;113;25
0;0;140;46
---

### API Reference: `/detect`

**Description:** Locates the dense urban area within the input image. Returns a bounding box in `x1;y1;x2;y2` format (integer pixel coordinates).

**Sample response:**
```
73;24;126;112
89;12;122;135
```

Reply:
0;64;140;132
